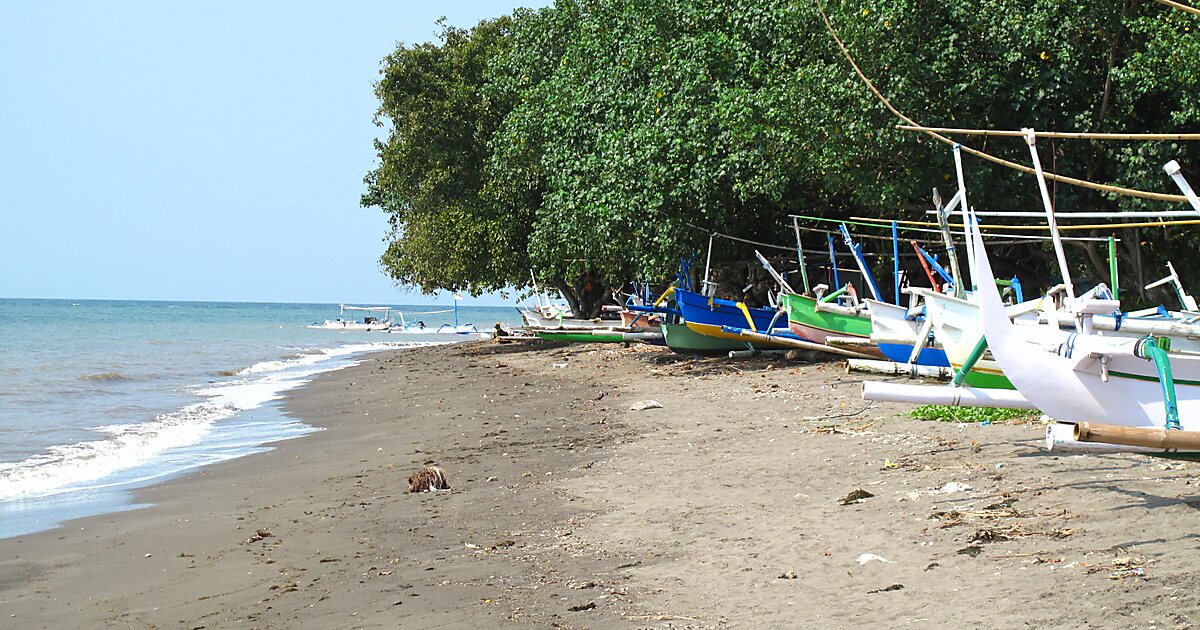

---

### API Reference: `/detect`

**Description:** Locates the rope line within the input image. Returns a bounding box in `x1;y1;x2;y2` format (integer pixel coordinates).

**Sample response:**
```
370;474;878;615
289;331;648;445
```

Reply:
1157;0;1200;17
812;0;1189;204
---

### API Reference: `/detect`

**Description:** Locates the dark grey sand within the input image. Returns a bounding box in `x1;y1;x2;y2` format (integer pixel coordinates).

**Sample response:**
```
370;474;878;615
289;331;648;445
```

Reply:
3;341;1200;628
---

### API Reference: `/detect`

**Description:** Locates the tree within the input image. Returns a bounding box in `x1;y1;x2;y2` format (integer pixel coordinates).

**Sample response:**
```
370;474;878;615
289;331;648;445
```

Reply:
364;1;1200;306
364;16;529;296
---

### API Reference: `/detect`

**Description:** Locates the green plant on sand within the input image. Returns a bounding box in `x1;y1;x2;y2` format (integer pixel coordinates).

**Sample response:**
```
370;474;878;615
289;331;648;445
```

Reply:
909;405;1038;424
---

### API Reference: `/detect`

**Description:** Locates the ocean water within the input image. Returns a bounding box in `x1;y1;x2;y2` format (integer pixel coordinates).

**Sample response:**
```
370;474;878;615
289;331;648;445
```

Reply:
0;298;522;538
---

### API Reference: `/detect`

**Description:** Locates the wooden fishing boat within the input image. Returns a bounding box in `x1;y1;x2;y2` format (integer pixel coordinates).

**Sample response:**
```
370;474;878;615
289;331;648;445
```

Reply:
779;293;886;359
910;288;1019;389
660;322;749;354
864;299;950;367
674;288;796;349
973;220;1200;431
620;309;661;328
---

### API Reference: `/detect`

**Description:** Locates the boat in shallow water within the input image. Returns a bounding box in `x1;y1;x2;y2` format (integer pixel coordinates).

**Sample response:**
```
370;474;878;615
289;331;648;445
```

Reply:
307;305;395;331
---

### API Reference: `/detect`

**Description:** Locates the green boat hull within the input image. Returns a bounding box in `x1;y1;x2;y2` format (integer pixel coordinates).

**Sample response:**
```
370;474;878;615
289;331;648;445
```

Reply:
661;322;749;354
780;293;873;339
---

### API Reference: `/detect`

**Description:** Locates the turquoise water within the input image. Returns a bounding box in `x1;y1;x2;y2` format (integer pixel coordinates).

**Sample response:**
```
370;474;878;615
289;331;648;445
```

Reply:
0;298;521;537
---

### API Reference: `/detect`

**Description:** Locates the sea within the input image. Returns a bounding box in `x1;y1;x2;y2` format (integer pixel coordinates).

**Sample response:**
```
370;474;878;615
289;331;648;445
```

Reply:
0;298;523;538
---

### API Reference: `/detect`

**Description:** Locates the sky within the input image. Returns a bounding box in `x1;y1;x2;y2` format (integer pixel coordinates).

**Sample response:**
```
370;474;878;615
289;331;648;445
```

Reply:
0;1;548;306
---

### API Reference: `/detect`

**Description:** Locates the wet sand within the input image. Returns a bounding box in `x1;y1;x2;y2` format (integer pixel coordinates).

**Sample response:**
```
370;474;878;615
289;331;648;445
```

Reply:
3;341;1200;628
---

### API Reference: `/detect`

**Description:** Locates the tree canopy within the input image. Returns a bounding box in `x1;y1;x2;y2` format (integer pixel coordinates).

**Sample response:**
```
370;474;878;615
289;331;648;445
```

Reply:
364;0;1200;307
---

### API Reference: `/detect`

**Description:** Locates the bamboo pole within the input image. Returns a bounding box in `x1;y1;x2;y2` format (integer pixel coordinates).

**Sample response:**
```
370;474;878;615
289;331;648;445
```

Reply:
1075;422;1200;451
852;216;1200;232
793;213;1117;241
1045;423;1159;454
926;209;1200;218
1157;0;1200;18
896;124;1200;141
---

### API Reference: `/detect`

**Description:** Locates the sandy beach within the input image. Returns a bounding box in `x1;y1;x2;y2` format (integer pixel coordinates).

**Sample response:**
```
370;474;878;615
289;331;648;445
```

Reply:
4;340;1200;628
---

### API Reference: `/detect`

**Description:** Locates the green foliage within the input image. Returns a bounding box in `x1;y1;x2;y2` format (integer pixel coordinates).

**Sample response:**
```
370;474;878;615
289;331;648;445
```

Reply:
364;1;1200;298
909;404;1038;424
363;17;530;295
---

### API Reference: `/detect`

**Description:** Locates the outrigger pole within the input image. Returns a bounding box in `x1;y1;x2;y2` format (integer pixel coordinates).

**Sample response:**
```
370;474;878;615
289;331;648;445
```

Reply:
1165;160;1200;213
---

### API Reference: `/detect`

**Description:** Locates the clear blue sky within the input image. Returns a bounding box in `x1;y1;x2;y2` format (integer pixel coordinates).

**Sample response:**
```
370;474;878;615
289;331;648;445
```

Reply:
0;1;547;306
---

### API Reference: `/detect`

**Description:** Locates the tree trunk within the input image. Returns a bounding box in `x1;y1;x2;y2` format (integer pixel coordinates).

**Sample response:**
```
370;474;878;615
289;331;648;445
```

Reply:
553;278;582;317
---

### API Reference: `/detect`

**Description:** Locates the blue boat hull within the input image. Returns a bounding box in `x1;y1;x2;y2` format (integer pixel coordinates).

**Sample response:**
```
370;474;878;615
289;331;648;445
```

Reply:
675;289;784;331
878;343;951;367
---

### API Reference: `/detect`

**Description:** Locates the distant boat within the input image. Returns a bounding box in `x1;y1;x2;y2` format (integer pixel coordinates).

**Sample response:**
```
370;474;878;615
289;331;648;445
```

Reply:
389;294;483;335
307;305;395;331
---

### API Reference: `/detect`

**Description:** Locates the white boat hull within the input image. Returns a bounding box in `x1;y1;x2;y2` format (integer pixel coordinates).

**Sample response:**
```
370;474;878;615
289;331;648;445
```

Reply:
972;220;1200;430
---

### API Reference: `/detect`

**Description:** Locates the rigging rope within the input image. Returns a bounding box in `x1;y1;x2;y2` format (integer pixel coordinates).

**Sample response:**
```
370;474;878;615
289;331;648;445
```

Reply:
812;0;1190;204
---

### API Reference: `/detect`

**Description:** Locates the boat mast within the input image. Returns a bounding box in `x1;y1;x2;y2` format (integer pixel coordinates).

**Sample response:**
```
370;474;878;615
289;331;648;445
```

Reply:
702;233;715;296
1024;128;1075;301
952;144;974;291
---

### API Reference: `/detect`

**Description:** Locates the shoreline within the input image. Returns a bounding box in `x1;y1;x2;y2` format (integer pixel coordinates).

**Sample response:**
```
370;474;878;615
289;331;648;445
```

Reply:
3;341;1200;627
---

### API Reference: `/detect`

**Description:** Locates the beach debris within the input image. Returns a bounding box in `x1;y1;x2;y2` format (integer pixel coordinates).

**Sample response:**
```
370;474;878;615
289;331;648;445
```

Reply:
957;545;984;557
924;562;939;571
629;400;664;411
969;523;1072;544
937;481;972;494
856;553;893;565
1084;556;1149;579
931;502;1020;528
568;601;597;612
778;571;798;579
407;465;450;493
1109;567;1146;579
568;580;597;589
840;489;875;505
243;528;274;544
552;363;568;368
867;583;904;594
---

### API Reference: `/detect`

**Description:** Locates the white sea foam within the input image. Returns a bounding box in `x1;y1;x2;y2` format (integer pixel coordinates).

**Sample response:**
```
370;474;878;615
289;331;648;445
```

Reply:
0;341;441;501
